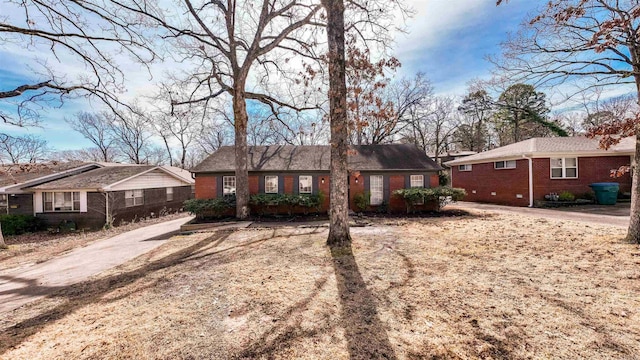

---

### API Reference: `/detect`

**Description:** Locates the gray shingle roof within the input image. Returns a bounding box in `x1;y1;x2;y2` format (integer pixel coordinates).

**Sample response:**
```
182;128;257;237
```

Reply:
192;144;442;172
0;161;90;188
445;136;635;166
30;165;155;190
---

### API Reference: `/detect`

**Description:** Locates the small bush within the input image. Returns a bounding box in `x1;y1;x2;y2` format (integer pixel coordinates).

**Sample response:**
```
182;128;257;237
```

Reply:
353;192;370;212
0;214;46;235
439;172;450;186
558;191;575;202
393;186;467;212
183;197;236;219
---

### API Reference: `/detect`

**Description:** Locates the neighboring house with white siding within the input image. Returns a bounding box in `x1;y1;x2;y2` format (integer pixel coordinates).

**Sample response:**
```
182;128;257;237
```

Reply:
26;164;194;229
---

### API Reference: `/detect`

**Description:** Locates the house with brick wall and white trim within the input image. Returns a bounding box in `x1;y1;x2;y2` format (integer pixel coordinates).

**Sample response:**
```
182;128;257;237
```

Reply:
444;136;634;207
191;144;443;214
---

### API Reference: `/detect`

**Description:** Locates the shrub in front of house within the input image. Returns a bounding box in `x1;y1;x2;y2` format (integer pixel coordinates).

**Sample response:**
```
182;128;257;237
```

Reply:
0;214;47;235
249;193;324;215
183;197;236;219
353;192;370;212
393;186;467;213
558;191;576;202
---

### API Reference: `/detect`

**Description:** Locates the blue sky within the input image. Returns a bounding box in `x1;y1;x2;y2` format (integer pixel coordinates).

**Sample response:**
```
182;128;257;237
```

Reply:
0;0;539;150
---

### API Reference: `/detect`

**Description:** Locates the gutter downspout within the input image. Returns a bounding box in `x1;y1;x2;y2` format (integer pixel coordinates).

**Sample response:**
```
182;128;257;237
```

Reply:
104;191;110;228
523;154;533;207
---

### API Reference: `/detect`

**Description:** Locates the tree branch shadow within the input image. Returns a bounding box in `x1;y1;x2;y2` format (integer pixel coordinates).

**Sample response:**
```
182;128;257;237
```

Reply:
0;230;233;355
330;244;397;360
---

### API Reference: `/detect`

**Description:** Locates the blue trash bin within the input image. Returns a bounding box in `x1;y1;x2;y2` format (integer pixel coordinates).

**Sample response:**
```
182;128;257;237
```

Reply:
589;182;620;205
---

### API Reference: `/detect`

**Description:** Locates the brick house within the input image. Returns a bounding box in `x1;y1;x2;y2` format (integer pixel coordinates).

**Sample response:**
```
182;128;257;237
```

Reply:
191;144;442;214
445;137;634;207
0;163;194;229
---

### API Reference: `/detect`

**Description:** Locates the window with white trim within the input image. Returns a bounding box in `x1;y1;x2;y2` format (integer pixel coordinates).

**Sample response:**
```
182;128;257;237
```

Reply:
166;187;174;201
410;175;424;205
551;157;578;179
299;175;312;194
410;175;424;188
0;194;7;208
43;192;80;212
370;175;384;206
459;164;472;171
125;190;144;207
223;176;236;196
265;175;278;193
495;160;516;169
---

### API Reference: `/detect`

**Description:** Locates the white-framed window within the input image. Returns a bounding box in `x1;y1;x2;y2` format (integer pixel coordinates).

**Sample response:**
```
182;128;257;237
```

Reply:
265;175;278;193
223;176;236;196
0;194;7;208
370;175;384;206
495;160;516;169
166;187;174;202
43;192;80;212
299;175;312;194
125;189;144;207
410;175;424;188
410;175;424;205
551;157;578;179
459;164;472;172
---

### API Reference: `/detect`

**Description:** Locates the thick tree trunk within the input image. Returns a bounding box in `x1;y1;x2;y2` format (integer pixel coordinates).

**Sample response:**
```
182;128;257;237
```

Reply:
0;223;7;249
627;134;640;243
233;85;250;219
323;0;351;246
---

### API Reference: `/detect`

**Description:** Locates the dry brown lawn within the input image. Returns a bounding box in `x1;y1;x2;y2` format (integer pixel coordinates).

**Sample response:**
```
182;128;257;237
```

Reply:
1;211;639;359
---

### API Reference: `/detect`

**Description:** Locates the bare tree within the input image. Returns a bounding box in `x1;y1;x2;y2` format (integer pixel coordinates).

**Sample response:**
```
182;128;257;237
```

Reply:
403;96;458;162
51;148;112;162
0;1;156;126
496;0;640;242
324;0;351;246
0;134;49;164
118;0;323;219
66;112;117;162
110;110;151;164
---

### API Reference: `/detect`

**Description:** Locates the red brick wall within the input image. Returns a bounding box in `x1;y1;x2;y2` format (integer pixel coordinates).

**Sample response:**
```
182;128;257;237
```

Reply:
451;159;530;206
430;174;439;187
318;173;330;212
533;156;631;199
195;175;216;199
349;174;365;210
284;175;294;194
249;175;259;195
389;175;406;212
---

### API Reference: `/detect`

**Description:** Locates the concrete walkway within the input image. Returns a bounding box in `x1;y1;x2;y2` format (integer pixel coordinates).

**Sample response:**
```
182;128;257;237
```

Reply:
450;202;630;228
0;216;194;314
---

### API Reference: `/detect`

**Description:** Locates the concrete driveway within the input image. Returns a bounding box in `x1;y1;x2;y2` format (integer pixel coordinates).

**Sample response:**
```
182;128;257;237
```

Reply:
0;216;193;314
450;201;630;228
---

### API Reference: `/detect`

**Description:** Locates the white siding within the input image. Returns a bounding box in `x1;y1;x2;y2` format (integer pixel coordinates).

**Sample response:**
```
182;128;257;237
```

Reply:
109;170;189;191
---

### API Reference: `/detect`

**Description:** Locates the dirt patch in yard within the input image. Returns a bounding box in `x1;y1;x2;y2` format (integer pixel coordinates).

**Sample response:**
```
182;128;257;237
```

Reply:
1;212;639;359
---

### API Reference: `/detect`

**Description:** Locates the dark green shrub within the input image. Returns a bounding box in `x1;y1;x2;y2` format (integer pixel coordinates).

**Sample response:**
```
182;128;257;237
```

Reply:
558;191;575;202
393;186;467;212
183;197;236;219
0;214;46;235
439;172;450;186
249;193;324;215
353;192;370;212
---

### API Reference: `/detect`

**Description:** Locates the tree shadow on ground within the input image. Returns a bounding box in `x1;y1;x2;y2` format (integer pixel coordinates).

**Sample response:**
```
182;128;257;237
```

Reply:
330;244;397;360
0;230;232;355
